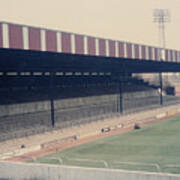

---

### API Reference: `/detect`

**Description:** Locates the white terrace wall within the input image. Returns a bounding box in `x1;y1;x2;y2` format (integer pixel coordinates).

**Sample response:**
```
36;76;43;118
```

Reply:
0;161;180;180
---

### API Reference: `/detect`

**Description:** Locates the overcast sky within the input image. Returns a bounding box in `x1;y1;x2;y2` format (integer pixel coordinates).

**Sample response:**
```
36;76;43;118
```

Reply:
0;0;180;50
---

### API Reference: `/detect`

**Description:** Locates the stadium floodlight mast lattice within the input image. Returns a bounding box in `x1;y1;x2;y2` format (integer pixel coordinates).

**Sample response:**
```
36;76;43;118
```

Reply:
153;9;170;105
153;9;170;60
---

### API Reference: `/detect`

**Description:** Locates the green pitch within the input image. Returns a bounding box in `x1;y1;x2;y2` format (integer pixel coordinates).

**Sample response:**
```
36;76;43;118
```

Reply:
34;116;180;174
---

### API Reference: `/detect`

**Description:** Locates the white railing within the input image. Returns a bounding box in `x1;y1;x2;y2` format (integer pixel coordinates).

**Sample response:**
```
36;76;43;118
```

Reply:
67;158;109;168
112;161;161;172
32;156;180;174
42;157;63;165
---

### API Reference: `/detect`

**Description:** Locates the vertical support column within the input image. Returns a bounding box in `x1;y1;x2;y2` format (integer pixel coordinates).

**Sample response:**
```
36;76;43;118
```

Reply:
119;78;123;114
116;73;124;115
159;72;163;105
50;71;55;127
116;81;119;113
119;61;126;114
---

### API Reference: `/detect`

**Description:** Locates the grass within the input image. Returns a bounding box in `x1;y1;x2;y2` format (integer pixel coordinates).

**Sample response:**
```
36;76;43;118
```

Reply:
33;115;180;174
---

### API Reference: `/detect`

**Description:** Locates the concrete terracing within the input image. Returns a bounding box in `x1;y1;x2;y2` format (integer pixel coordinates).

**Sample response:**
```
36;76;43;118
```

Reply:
1;103;180;160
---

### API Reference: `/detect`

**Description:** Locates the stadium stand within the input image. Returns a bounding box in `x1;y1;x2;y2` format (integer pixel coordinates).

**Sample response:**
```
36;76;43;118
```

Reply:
0;76;180;142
